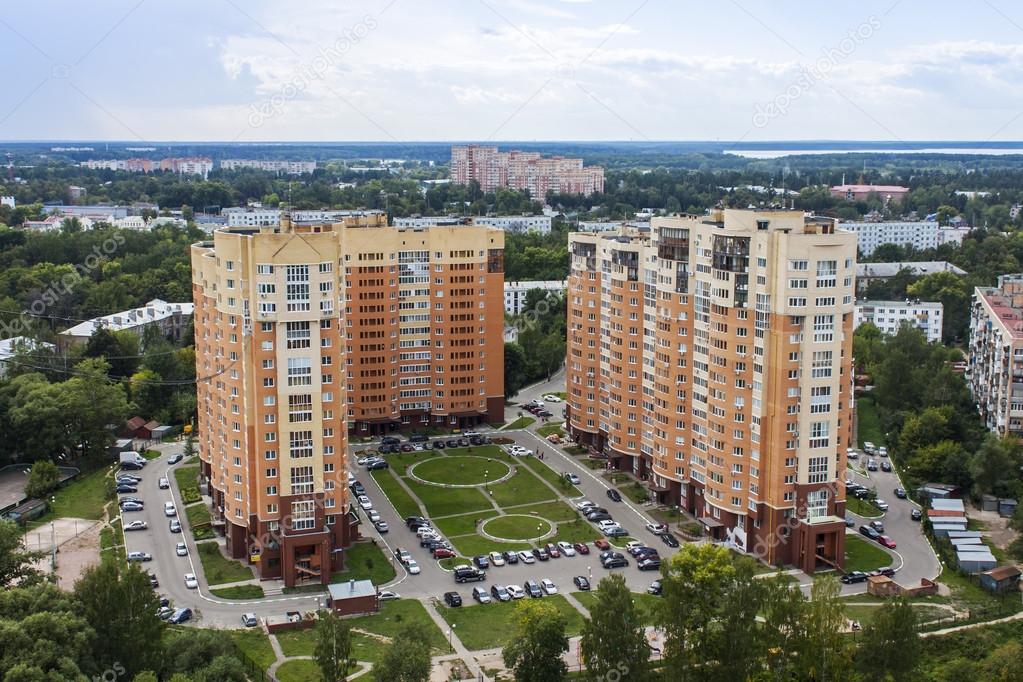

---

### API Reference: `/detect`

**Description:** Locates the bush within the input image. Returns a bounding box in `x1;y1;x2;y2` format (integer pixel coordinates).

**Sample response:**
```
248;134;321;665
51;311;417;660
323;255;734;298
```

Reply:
25;460;61;499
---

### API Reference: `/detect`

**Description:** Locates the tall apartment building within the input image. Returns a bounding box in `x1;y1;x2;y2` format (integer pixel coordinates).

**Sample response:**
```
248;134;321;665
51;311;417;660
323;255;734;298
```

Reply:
968;274;1023;438
566;209;856;572
451;145;604;197
838;220;969;256
191;216;505;585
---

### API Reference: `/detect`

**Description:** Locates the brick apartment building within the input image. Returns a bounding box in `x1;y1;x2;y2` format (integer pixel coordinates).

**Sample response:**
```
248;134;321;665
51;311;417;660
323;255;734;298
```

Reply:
451;145;604;197
190;214;505;586
566;209;856;572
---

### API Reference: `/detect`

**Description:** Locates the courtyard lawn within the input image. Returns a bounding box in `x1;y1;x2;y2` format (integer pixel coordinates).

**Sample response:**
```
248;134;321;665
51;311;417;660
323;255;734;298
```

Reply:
370;469;422;519
173;466;201;505
844;535;894;572
856;396;885;449
209;584;265;599
275;629;316;658
503;501;580;522
571;591;661;625
518;456;581;496
185;503;215;540
38;467;111;522
403;479;493;517
194;541;255;585
229;629;277;672
413;456;510;486
329;540;396;586
488;468;558;507
275;659;320;682
448;534;531;557
434;512;496;537
380;449;444;474
846;496;883;518
437;595;585;650
550;519;602;545
483;515;552;541
348;599;451;652
503;416;536;431
536;421;566;438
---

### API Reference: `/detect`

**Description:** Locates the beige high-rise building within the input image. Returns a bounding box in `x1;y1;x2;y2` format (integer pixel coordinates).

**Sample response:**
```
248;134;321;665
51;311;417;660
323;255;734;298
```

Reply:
191;214;505;586
566;209;856;572
451;145;604;197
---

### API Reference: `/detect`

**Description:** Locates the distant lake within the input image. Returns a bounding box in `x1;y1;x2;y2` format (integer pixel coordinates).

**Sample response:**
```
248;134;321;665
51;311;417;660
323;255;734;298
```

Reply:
727;148;1023;159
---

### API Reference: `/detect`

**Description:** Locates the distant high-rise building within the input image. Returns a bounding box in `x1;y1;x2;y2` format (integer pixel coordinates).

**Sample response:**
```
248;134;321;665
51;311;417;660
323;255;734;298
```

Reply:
969;274;1023;438
451;145;604;197
566;209;856;572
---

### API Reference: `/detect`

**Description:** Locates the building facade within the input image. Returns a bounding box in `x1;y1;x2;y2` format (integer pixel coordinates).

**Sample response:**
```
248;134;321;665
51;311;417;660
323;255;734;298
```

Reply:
59;298;193;351
220;159;317;174
830;184;910;203
968;274;1023;438
566;209;855;572
504;280;565;315
855;261;967;294
451;145;604;197
855;300;943;342
190;216;506;584
838;220;970;256
393;215;552;234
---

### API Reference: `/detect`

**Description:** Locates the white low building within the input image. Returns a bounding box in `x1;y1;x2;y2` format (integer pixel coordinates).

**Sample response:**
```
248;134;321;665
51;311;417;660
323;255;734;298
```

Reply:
58;298;194;351
0;337;55;378
838;220;971;256
855;299;944;342
504;280;566;315
473;215;552;234
219;159;316;174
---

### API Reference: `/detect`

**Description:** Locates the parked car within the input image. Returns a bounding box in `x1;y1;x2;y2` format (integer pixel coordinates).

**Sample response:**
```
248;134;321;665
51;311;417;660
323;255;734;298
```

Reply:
406;560;421;575
638;557;661;571
367;459;389;471
507;584;526;600
374;520;389;533
395;547;412;564
433;547;456;559
602;553;629;569
859;525;880;541
350;481;365;495
606;488;622;502
168;608;193;624
532;547;550;561
845;516;856;528
605;526;629;538
454;566;486;583
504;550;519;564
490;585;511;602
489;551;506;566
241;613;258;627
840;571;869;585
157;606;174;621
127;551;152;562
540;579;557;595
573;575;591;591
169;519;181;533
586;511;612;523
556;541;576;557
646;523;669;535
158;477;170;490
863;441;876;454
875;499;889;511
575;500;596;511
367;510;381;523
564;473;581;485
647;580;662;596
545;542;561;558
471;586;491;604
543;394;562;402
573;542;591;555
409;434;429;443
443;591;462;607
433;441;446;449
878;446;888;458
473;555;490;569
880;461;892;472
124;520;148;531
894;487;907;499
524;580;543;598
870;520;885;533
593;539;610;550
184;573;198;589
910;508;923;521
866;460;878;472
164;502;177;517
378;591;399;601
167;453;183;465
175;542;188;556
356;495;373;510
869;567;896;578
877;535;897;549
120;501;143;512
517;550;536;564
115;485;138;494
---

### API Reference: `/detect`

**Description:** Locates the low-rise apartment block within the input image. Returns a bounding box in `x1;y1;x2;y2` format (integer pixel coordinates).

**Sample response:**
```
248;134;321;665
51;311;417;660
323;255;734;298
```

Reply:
856;261;967;294
839;220;970;256
566;209;856;572
504;280;565;315
855;299;943;342
220;159;317;174
969;274;1023;438
393;215;552;234
58;298;193;351
451;145;604;197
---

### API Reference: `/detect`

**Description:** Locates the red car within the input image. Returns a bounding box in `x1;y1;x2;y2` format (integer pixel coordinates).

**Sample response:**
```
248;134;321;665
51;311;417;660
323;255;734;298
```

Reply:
573;542;590;555
877;535;897;549
432;547;455;559
594;539;610;550
545;542;561;558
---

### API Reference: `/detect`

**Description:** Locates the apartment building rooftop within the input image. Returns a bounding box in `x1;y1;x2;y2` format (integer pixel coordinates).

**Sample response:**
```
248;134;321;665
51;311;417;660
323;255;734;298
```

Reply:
61;299;194;339
857;261;967;278
976;275;1023;338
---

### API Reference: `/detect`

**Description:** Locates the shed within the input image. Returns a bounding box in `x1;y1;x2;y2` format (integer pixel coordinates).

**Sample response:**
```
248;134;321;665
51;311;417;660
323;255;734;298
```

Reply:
946;531;982;540
999;499;1018;518
932;498;966;513
979;566;1021;593
981;494;999;512
956;551;997;574
124;416;147;438
932;523;968;538
137;420;161;440
326;579;379;616
108;438;134;459
950;538;984;548
3;498;47;525
919;483;959;500
149;424;173;441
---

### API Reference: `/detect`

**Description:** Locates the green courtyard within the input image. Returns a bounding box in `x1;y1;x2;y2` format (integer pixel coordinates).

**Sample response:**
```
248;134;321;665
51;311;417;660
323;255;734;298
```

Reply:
372;445;598;558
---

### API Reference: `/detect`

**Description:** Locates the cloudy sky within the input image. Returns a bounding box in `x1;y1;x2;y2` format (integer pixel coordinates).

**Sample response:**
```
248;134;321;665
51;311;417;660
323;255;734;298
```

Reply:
2;0;1023;141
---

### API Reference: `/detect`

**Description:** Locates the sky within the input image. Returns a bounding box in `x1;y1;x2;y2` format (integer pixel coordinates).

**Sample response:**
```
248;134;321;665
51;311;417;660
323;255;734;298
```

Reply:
3;0;1023;142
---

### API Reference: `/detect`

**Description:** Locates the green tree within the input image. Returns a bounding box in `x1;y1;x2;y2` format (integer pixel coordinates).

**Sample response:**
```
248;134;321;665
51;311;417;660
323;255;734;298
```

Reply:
62;358;130;459
314;610;354;682
24;459;61;499
505;341;528;397
970;435;1023;498
74;560;163;678
579;574;650;681
0;519;45;587
0;582;94;680
907;270;970;342
792;577;853;681
374;621;432;682
503;599;569;682
856;598;919;681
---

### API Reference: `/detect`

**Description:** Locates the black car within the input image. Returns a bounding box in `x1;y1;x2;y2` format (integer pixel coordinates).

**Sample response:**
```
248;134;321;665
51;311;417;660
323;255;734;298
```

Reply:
115;485;138;494
446;439;460;448
524;580;543;598
602;554;628;569
532;547;550;561
910;508;923;521
853;488;871;499
573;576;591;591
433;441;446;449
443;591;462;607
421;537;446;548
454;567;486;583
504;550;519;564
607;489;622;502
377;444;395;454
845;516;856;528
490;585;511;602
660;532;680;548
859;525;880;541
410;434;429;443
637;557;661;571
585;511;612;523
840;571;869;585
634;547;660;559
880;461;892;472
381;436;401;445
168;608;193;624
473;555;490;569
367;460;389;471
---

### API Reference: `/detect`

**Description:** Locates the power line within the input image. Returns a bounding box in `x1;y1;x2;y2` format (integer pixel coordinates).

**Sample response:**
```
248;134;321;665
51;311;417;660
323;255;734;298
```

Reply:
4;356;232;386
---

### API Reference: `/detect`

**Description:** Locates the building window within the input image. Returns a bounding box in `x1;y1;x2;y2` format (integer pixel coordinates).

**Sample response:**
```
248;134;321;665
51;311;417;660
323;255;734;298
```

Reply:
808;456;829;484
287;357;312;386
806;488;828;518
286;321;311;349
813;315;834;343
810;386;831;413
811;350;833;378
289;430;313;458
291;499;316;530
289;467;314;496
809;421;829;448
288;394;313;423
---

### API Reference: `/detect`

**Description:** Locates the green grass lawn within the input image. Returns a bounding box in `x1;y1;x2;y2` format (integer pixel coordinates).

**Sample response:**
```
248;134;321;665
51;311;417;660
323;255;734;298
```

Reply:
483;515;552;541
194;541;255;585
503;416;536;430
536;421;566;438
846;496;883;518
329;540;396;586
229;629;277;672
37;467;111;522
184;503;215;540
488;468;558;507
504;501;580;522
617;481;651;504
141;449;162;461
275;628;317;657
369;469;422;519
413;456;509;486
173;466;201;505
437;595;585;650
844;535;893;572
550;519;602;545
275;659;320;682
434;512;496;537
519;456;581;496
404;479;492;517
842;603;951;629
210;584;265;599
100;517;125;564
856;396;885;449
563;445;588;456
571;590;661;625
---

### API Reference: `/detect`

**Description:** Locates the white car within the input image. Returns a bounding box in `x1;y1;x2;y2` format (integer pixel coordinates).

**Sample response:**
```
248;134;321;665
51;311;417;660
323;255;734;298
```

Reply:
347;472;356;484
416;526;439;538
489;551;506;566
575;500;596;511
875;499;890;511
506;584;526;599
358;495;373;510
565;473;581;485
645;523;669;534
407;559;421;575
518;550;536;564
556;541;576;557
541;578;558;595
597;519;621;531
356;456;370;466
543;394;562;402
378;591;400;601
164;502;177;517
184;573;198;589
175;542;188;556
626;540;645;550
507;445;527;456
124;520;148;531
367;509;381;523
158;477;170;489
